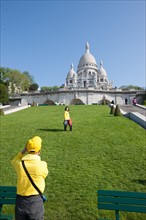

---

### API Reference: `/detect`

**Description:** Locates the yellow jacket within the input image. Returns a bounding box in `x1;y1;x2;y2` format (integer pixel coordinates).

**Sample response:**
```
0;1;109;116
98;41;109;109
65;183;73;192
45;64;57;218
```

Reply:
64;110;70;120
11;152;48;196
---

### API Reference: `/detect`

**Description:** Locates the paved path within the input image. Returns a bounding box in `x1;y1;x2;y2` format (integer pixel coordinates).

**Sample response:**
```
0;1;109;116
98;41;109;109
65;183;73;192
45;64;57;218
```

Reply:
119;105;146;117
2;105;29;114
3;106;20;111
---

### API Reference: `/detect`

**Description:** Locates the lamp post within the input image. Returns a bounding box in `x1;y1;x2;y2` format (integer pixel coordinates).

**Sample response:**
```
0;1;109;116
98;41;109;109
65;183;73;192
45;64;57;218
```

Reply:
103;94;106;105
115;86;117;105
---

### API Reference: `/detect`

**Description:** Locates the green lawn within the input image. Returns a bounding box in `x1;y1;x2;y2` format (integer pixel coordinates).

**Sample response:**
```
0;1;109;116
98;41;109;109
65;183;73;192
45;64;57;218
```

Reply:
0;105;146;220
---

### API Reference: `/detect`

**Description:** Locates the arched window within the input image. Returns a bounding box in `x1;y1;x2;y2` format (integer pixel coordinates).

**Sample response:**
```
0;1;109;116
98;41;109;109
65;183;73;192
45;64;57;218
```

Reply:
83;81;87;88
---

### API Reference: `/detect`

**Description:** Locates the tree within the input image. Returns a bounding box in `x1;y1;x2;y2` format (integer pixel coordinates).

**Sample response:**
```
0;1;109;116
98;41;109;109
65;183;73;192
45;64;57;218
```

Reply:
40;86;59;92
23;71;34;84
52;86;59;90
110;105;115;114
0;67;35;93
102;99;106;105
119;85;144;90
114;105;121;116
0;84;9;104
29;83;39;91
0;67;10;85
0;109;4;116
40;86;50;92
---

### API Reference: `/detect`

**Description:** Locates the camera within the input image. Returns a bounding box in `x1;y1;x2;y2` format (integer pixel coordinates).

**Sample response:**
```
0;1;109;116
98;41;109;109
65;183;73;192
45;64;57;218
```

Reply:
42;195;47;203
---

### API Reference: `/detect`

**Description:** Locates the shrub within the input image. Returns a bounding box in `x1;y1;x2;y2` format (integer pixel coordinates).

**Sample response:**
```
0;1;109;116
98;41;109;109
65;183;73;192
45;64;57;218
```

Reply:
110;105;115;114
102;99;106;105
0;84;9;104
32;101;38;106
0;109;4;116
114;104;121;116
29;83;39;91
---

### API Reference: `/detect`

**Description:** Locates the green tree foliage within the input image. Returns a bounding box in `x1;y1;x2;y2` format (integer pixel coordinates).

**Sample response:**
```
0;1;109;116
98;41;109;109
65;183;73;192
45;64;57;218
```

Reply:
40;86;50;92
0;84;9;104
29;83;39;91
0;109;5;116
119;85;144;90
52;86;60;90
0;67;34;92
140;93;146;105
40;86;59;92
102;99;106;105
23;71;34;90
0;67;10;85
23;71;34;83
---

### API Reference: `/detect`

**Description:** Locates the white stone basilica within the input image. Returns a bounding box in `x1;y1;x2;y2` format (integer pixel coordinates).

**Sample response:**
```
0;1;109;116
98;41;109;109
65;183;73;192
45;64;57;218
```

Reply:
65;42;112;90
16;42;142;107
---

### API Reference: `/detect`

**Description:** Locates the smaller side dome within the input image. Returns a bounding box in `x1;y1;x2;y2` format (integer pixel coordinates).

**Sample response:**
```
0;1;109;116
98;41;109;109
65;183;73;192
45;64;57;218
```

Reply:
99;61;107;77
67;64;77;79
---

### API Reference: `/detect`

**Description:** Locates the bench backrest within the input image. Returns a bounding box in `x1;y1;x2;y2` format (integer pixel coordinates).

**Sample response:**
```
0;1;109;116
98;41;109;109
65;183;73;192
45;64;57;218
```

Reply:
0;186;16;212
98;190;146;214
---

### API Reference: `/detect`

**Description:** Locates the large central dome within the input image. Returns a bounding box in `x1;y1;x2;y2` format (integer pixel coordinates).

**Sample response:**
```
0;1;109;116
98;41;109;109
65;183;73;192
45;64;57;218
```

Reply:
78;42;97;69
65;42;113;90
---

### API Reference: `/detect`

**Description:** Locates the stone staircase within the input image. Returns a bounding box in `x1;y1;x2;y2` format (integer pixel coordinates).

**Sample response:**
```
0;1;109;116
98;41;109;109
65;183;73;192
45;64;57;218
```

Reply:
119;104;146;129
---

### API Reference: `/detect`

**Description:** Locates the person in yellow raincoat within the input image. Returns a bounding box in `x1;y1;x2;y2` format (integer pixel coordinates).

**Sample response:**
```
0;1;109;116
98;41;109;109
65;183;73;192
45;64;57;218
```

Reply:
11;136;48;220
64;106;72;131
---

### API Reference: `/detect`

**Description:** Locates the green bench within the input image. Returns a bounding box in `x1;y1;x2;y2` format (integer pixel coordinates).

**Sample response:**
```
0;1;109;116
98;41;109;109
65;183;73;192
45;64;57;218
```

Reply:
97;190;146;220
0;186;16;220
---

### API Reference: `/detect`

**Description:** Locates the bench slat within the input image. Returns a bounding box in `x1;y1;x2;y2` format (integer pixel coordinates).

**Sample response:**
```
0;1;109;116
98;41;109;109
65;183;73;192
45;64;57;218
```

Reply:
98;190;146;199
0;213;14;220
97;190;146;219
0;199;16;205
98;203;146;213
0;192;16;199
0;186;16;217
0;187;16;193
98;196;146;206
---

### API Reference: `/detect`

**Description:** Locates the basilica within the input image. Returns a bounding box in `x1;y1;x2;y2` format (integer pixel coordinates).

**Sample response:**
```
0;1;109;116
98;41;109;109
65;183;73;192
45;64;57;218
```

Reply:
65;42;112;90
15;43;141;107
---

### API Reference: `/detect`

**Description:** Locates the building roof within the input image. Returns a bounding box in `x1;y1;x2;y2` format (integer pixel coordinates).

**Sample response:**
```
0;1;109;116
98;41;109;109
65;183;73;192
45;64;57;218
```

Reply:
67;64;76;79
78;42;97;69
99;61;107;77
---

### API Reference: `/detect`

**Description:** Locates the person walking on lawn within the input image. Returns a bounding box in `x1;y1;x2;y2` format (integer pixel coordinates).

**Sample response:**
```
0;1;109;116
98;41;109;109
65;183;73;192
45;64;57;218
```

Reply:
64;106;72;131
11;136;48;220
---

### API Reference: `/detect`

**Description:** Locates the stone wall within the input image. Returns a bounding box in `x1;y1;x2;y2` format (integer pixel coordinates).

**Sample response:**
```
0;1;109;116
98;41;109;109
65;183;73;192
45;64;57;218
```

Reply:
18;89;139;106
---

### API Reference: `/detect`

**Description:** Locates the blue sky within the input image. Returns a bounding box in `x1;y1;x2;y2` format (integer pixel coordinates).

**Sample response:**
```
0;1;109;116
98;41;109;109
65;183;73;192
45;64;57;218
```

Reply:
1;0;145;88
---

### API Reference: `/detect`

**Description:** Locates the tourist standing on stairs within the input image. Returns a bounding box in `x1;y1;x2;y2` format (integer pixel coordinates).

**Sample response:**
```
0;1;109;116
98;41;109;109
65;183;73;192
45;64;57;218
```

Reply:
64;106;72;131
132;97;137;106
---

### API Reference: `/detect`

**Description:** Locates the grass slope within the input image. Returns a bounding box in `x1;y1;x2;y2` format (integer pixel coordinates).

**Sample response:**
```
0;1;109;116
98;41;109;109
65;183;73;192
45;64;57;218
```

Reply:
0;105;146;220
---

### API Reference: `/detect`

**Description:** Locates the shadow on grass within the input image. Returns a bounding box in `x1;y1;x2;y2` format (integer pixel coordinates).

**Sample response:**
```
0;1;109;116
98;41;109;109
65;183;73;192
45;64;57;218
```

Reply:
37;128;64;132
133;179;146;185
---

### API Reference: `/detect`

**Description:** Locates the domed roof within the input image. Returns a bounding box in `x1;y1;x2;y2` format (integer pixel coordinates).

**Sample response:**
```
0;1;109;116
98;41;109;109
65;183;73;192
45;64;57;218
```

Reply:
67;64;76;79
99;61;107;77
78;42;97;68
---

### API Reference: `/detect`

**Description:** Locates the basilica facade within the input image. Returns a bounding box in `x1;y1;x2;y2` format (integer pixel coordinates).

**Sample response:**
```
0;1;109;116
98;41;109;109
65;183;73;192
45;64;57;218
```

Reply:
15;43;142;107
65;42;112;90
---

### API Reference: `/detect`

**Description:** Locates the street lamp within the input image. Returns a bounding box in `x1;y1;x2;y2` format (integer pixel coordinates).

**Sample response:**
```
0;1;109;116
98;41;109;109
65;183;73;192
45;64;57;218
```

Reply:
115;86;117;104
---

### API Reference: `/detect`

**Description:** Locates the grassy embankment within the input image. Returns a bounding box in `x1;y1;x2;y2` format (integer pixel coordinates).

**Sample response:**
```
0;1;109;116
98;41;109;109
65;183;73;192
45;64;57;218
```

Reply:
0;105;146;220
